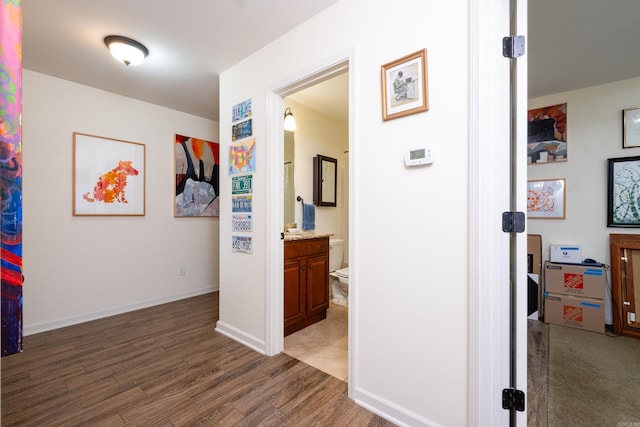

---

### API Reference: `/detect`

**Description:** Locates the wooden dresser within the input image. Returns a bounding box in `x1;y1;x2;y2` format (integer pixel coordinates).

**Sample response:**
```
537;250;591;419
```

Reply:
284;236;329;336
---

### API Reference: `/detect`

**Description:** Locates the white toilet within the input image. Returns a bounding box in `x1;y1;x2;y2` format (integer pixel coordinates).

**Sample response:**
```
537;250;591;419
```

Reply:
329;238;349;306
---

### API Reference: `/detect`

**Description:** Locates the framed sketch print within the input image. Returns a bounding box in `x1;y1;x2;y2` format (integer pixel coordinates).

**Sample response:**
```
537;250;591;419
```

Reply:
623;108;640;148
527;178;566;219
381;49;429;121
73;133;145;216
608;156;640;227
175;134;220;217
527;103;567;164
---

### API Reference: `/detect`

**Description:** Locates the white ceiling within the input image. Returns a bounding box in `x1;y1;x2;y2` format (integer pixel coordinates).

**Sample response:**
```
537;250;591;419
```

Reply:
22;0;640;123
22;0;342;121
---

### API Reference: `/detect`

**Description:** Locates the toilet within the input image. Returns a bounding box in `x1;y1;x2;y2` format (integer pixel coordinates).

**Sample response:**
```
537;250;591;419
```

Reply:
329;238;349;306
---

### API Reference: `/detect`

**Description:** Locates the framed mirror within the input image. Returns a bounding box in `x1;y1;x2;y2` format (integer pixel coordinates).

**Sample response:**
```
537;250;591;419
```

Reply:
313;155;337;207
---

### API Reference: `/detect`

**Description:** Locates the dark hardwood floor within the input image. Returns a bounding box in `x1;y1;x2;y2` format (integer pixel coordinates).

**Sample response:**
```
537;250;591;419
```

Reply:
1;293;395;426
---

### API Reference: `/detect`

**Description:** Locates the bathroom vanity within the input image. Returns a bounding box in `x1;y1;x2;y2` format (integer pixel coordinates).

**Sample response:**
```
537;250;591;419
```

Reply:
284;235;330;336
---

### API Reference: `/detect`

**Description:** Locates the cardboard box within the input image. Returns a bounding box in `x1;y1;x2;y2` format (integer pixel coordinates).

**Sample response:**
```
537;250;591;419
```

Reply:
544;262;605;299
528;234;542;275
544;293;604;333
550;244;582;264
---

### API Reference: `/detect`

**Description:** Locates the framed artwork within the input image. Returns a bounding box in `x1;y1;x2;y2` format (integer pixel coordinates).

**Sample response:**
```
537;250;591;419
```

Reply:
608;156;640;227
175;134;220;217
527;103;567;164
527;178;566;219
73;133;145;216
381;49;428;121
623;108;640;148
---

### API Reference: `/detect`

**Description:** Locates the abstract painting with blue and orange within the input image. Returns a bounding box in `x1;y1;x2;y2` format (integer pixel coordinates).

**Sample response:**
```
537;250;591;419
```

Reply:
175;134;220;217
1;0;24;356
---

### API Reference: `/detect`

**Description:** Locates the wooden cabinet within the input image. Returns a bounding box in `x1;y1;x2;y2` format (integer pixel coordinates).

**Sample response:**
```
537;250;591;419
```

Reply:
610;234;640;339
284;237;329;336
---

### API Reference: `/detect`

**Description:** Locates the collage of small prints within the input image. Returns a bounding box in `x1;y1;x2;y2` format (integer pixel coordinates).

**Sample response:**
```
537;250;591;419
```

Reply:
230;98;255;254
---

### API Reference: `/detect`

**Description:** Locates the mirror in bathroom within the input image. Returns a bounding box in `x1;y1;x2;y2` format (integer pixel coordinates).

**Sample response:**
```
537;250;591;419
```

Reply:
284;131;295;224
313;154;337;207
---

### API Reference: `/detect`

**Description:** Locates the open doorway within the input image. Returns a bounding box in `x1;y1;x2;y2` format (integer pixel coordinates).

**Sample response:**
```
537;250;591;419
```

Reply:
526;1;640;424
265;54;354;393
281;73;349;381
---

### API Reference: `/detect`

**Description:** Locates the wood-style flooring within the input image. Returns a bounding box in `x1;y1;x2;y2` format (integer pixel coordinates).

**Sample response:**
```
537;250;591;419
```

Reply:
527;319;548;427
1;293;395;426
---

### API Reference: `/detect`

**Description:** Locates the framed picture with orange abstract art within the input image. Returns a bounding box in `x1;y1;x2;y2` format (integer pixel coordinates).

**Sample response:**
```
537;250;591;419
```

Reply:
73;132;145;216
527;178;565;219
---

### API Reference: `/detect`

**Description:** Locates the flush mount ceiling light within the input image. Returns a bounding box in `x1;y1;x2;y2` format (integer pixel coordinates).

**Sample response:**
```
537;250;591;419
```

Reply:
283;107;297;131
104;35;149;66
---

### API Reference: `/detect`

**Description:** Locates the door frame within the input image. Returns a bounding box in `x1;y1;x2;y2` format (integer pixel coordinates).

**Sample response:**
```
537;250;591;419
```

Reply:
469;0;528;424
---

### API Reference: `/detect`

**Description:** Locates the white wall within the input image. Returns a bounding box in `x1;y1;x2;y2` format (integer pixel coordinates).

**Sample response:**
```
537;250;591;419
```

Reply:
22;70;220;334
528;75;640;325
218;0;470;425
285;99;349;242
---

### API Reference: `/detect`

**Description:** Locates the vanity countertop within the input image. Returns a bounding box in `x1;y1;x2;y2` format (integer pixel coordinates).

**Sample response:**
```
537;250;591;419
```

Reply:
283;231;333;241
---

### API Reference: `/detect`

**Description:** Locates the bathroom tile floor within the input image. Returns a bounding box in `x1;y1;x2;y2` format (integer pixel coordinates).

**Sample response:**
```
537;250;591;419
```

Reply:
284;302;348;382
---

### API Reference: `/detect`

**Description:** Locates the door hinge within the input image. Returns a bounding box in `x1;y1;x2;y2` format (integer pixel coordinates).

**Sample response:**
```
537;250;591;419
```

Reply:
502;35;525;58
502;211;526;233
502;388;525;412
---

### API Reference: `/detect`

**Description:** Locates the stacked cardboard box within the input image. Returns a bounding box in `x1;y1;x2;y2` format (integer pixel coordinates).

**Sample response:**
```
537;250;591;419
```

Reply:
543;262;605;333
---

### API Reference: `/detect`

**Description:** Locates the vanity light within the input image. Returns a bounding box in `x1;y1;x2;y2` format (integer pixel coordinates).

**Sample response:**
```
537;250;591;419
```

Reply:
283;107;297;131
104;35;149;66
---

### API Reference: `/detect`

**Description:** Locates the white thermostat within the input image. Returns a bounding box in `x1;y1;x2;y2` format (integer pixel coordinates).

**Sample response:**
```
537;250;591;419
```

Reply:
404;147;433;166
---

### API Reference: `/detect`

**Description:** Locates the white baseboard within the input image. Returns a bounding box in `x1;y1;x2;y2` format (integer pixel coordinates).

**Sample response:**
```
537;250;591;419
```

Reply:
354;386;441;427
215;321;266;355
24;286;218;336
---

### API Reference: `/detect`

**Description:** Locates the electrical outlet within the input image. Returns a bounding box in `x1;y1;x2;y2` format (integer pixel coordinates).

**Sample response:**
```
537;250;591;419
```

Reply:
178;266;186;277
629;312;636;323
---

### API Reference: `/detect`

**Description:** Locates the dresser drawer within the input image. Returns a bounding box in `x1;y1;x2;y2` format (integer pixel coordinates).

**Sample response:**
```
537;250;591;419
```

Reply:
284;237;328;260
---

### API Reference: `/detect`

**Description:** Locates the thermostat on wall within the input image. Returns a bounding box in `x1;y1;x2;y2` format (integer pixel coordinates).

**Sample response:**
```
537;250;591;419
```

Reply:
404;147;433;166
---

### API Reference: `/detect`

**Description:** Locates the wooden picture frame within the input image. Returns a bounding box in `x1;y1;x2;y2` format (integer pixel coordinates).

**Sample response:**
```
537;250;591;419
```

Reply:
381;49;428;121
623;107;640;148
608;156;640;227
73;133;145;216
527;178;566;219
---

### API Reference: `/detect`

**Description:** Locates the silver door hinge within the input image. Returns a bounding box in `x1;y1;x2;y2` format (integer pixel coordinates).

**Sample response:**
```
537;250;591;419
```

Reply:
503;36;525;58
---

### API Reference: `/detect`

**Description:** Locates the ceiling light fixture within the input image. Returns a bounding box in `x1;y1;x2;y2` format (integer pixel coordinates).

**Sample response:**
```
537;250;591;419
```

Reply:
104;35;149;66
283;107;297;131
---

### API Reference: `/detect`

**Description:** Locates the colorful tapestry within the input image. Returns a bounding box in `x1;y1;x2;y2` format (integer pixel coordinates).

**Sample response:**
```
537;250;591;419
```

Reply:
1;0;23;356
